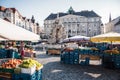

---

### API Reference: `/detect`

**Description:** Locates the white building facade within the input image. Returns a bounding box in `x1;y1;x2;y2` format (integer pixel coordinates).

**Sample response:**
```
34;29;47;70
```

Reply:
0;6;41;35
44;7;102;38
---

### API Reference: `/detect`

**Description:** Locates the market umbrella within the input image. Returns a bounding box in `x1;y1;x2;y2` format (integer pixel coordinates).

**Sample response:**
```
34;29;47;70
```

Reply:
91;32;120;43
62;35;90;43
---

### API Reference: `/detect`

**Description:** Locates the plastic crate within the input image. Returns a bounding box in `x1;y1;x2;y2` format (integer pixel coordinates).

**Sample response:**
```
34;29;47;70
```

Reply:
0;68;14;73
80;61;86;66
85;57;90;65
14;52;20;59
12;72;36;80
36;69;42;80
12;74;21;80
0;49;7;58
64;60;69;64
114;63;120;69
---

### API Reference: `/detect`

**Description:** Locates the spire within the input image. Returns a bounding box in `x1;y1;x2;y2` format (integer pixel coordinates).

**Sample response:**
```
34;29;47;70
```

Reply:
67;6;75;14
31;15;35;23
109;13;111;22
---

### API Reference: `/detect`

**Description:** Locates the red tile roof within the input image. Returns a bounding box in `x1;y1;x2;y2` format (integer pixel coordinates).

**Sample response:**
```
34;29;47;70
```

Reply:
0;6;6;11
10;8;16;13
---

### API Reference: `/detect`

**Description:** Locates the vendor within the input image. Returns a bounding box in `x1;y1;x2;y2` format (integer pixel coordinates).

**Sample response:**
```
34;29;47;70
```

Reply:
19;41;25;59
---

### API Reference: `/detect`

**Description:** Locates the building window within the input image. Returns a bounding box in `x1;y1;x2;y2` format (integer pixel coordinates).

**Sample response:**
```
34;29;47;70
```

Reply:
68;35;72;37
77;30;80;33
77;24;79;27
9;13;11;17
6;13;8;17
19;22;21;26
22;25;24;28
29;27;32;32
68;24;70;27
68;30;71;33
72;31;76;33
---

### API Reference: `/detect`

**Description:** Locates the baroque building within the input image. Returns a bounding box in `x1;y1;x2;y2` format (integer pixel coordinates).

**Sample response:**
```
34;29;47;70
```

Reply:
0;6;41;35
44;7;102;40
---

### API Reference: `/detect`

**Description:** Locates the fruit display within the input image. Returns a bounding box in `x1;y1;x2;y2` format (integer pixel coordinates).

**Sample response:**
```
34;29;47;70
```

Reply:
14;68;21;74
91;47;99;50
104;50;119;54
19;58;43;70
64;48;74;52
0;58;43;75
1;59;22;69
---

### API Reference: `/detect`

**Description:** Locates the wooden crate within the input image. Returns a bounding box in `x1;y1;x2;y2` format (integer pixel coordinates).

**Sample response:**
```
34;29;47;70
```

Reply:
80;54;100;60
0;72;12;80
48;49;61;55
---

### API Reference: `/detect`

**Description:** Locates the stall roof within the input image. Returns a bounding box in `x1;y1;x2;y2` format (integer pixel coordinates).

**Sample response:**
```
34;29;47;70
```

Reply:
0;18;40;41
0;37;7;41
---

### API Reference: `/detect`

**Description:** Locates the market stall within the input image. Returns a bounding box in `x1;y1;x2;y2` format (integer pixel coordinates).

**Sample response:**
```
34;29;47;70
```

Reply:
90;32;120;43
91;32;120;69
0;58;43;80
0;37;7;41
62;35;90;43
0;19;43;79
0;18;40;58
60;35;93;65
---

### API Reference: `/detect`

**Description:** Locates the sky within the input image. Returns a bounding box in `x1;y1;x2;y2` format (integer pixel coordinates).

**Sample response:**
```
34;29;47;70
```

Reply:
0;0;120;27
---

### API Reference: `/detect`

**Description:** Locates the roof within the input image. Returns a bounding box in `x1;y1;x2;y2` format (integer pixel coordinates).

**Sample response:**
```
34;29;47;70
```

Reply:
45;10;101;20
74;10;100;17
3;18;11;22
10;8;16;13
0;6;23;18
0;6;6;12
0;6;16;13
115;20;120;26
45;13;68;20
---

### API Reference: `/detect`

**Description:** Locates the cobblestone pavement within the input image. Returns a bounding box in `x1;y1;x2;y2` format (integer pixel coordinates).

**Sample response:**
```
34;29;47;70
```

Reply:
35;51;120;80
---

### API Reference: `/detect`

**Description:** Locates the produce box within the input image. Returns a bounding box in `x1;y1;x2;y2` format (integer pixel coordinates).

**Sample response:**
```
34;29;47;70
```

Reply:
0;59;22;73
0;68;14;73
21;65;36;75
0;72;12;80
48;49;61;54
12;72;36;80
0;58;10;65
0;58;14;74
36;69;42;80
80;54;100;60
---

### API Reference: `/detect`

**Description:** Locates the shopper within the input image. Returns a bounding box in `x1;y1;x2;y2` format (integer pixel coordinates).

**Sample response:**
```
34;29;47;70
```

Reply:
20;41;25;59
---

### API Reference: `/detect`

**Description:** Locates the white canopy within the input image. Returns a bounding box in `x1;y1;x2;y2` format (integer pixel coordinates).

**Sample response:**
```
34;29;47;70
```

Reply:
0;19;40;41
0;37;7;41
62;35;90;43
